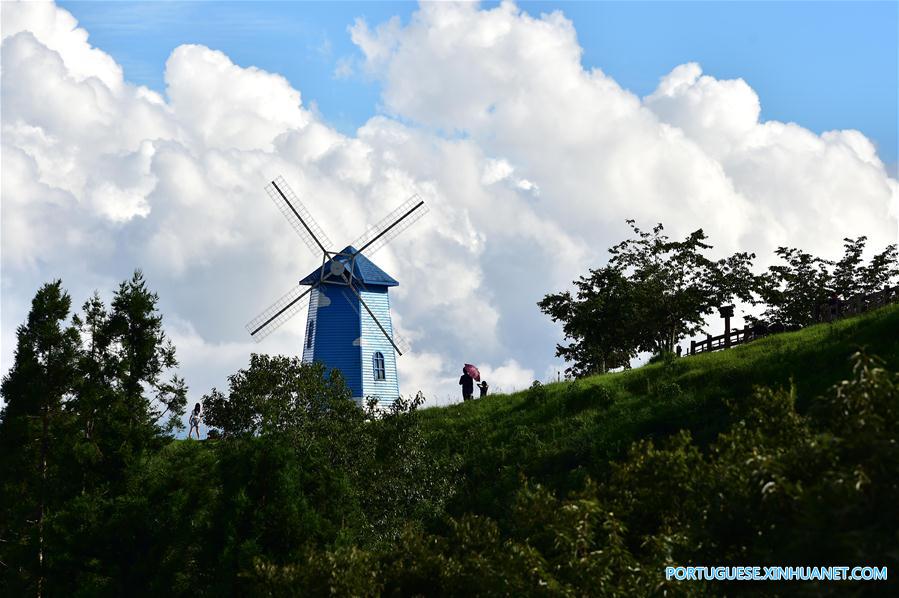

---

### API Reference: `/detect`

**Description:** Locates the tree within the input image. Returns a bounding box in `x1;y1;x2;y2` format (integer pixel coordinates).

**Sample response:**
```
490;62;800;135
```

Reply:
204;356;458;551
759;237;898;327
538;267;639;377
202;355;370;523
832;236;867;299
540;221;756;375
607;221;756;356
755;246;831;327
27;273;187;594
860;243;899;295
69;271;187;490
357;392;459;547
105;270;187;438
203;354;358;443
0;282;80;596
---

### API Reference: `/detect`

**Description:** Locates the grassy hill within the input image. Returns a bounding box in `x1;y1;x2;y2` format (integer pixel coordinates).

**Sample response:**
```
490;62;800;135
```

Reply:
5;296;895;595
124;303;899;594
419;303;899;520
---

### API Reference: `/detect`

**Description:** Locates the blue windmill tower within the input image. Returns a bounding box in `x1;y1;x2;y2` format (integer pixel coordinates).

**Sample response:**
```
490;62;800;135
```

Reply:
246;176;427;407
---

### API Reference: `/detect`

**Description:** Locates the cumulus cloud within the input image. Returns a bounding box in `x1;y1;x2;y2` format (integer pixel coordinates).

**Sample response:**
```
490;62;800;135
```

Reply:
2;0;897;417
351;1;897;257
644;61;761;158
478;360;536;395
165;44;310;151
1;0;124;91
1;0;499;410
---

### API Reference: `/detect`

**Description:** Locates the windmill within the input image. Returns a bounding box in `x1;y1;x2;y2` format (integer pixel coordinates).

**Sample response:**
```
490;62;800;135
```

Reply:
246;176;428;406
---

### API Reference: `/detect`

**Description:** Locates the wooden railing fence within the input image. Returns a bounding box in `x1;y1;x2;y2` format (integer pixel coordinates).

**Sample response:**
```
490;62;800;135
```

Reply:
688;285;899;356
817;284;899;322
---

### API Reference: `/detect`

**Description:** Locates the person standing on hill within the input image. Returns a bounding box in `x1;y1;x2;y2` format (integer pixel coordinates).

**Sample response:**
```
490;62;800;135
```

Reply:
459;368;474;402
478;380;489;398
188;402;202;439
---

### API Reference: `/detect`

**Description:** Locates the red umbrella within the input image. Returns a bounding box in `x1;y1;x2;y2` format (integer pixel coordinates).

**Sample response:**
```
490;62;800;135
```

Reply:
463;363;481;382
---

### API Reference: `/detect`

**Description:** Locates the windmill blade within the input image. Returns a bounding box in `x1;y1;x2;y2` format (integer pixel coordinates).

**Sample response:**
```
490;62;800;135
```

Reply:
246;284;315;341
351;194;428;258
346;281;409;356
340;287;412;355
265;176;334;255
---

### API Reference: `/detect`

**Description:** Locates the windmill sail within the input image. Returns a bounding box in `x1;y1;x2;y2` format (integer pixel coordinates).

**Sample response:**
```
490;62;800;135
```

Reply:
352;194;429;258
249;176;425;366
246;284;315;341
345;281;411;355
340;283;412;355
265;176;334;255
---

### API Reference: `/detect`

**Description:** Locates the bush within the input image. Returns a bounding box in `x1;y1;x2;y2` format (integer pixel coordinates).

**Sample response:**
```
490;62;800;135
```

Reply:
647;350;676;365
249;350;899;595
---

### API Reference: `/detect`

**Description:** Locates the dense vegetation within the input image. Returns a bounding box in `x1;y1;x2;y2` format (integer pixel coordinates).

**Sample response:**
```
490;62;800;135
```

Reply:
2;222;897;595
540;228;897;377
538;221;757;376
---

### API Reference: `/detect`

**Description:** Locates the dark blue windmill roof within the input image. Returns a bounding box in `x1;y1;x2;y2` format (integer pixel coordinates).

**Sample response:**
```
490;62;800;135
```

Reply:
300;246;399;287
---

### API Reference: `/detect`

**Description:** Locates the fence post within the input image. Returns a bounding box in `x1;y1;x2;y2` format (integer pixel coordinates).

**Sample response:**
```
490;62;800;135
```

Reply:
690;340;696;355
706;333;713;352
719;305;735;349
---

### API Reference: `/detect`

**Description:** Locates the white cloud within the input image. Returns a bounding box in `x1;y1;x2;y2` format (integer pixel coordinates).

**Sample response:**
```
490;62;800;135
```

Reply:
351;1;897;260
333;56;355;79
397;351;457;405
2;1;897;414
644;62;760;159
165;44;310;152
481;158;514;185
478;359;535;395
1;0;124;91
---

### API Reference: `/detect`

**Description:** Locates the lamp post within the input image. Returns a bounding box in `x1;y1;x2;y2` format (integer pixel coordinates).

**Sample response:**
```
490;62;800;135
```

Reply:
719;305;735;348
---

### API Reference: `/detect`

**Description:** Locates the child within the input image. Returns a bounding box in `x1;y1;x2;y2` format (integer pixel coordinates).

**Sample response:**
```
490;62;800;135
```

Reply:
478;380;489;398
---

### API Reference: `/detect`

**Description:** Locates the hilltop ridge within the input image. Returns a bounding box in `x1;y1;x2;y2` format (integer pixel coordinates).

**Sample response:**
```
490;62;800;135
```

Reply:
419;304;899;518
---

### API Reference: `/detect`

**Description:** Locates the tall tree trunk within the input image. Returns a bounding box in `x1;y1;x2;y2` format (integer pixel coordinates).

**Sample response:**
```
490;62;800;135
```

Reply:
38;401;47;598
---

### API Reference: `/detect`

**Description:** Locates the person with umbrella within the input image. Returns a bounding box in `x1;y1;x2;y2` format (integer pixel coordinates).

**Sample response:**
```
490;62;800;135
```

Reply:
459;363;479;402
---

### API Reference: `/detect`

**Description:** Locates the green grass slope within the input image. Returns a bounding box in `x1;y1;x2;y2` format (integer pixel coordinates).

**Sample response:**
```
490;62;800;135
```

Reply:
419;304;899;519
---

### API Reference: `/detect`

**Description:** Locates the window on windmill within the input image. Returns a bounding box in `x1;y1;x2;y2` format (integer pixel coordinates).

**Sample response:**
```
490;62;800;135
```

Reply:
372;351;386;381
306;321;314;349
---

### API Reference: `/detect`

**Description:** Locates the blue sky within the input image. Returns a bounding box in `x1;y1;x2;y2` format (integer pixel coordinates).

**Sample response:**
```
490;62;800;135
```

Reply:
59;1;898;170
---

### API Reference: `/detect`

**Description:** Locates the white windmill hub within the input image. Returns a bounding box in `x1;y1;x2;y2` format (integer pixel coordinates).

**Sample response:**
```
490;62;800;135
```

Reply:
330;260;345;276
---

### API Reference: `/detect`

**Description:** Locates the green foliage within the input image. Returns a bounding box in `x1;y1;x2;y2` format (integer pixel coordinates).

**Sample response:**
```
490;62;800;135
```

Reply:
646;350;676;365
607;221;757;355
203;357;459;550
527;379;547;404
420;303;899;524
256;345;898;596
540;220;756;377
357;392;460;547
105;271;186;433
756;246;834;328
1;273;185;594
538;266;639;376
759;236;898;327
70;271;188;492
4;278;898;595
202;354;357;441
0;281;80;595
542;228;898;378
